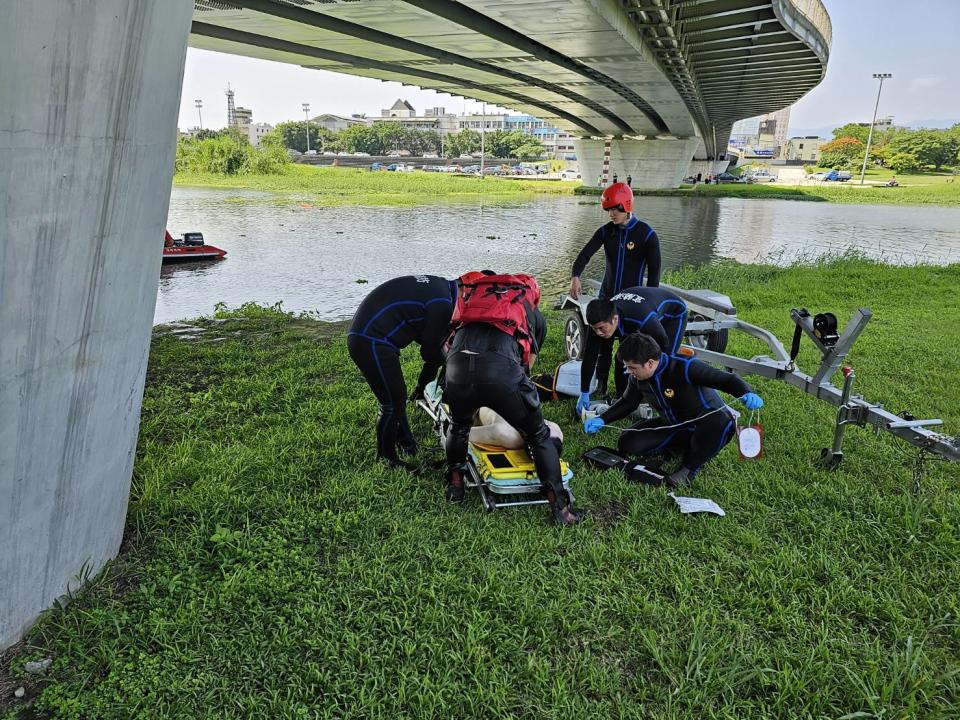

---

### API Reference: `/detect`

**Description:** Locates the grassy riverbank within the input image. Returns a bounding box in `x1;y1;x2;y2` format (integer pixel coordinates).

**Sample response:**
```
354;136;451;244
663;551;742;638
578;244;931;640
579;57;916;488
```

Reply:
174;164;577;205
4;259;960;719
576;170;960;206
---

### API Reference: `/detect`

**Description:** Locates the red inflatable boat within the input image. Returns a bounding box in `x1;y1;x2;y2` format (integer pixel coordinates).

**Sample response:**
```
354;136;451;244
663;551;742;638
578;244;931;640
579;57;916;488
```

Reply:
163;230;227;262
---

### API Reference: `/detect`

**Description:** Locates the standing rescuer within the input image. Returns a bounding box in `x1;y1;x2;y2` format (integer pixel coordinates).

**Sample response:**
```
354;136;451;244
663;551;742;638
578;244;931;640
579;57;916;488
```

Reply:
347;274;456;471
583;332;763;487
443;271;585;525
570;182;662;398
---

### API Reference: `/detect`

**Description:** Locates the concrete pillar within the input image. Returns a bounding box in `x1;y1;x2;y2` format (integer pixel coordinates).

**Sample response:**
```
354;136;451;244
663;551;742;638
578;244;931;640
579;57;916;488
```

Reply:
687;159;731;180
0;1;193;651
575;137;700;189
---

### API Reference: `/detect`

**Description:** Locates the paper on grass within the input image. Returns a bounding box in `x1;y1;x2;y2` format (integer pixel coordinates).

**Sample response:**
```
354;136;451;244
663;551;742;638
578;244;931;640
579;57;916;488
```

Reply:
668;493;726;516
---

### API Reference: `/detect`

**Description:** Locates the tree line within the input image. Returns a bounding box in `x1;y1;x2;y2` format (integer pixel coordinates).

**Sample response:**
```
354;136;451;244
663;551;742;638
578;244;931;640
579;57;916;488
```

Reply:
818;123;960;174
176;128;290;175
274;120;547;160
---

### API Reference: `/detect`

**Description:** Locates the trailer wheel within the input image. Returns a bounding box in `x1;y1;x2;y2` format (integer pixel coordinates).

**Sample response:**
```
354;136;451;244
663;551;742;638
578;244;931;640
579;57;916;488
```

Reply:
564;313;586;360
686;312;729;353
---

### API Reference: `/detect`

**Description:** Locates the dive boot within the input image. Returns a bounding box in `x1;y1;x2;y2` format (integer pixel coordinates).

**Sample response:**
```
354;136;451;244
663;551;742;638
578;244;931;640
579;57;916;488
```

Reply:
546;489;586;526
664;467;692;489
552;505;586;526
445;465;467;504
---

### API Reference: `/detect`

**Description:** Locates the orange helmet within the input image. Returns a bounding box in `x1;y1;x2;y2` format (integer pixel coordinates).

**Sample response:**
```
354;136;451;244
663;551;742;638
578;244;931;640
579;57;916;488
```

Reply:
601;182;633;213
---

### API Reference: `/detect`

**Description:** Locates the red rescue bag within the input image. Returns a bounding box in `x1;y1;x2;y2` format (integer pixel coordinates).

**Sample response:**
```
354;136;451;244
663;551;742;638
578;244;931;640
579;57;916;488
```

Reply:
451;272;540;365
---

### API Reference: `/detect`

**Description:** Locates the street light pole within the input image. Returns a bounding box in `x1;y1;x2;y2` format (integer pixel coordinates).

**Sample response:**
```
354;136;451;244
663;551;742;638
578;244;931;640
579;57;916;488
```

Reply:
195;99;203;131
859;73;891;185
480;103;487;179
302;103;311;154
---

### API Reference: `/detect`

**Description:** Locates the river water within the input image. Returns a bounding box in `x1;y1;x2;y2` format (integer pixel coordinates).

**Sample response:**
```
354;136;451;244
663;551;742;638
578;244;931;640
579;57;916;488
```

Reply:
158;188;960;324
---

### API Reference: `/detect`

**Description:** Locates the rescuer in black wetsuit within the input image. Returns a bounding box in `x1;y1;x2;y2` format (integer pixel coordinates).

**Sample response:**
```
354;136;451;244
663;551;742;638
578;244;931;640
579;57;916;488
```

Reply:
347;274;456;470
569;183;661;399
575;287;688;411
443;294;584;525
583;333;764;487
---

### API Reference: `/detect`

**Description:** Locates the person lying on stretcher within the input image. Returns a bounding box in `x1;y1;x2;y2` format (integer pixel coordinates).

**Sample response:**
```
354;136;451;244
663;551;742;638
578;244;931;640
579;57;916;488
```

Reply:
470;407;564;455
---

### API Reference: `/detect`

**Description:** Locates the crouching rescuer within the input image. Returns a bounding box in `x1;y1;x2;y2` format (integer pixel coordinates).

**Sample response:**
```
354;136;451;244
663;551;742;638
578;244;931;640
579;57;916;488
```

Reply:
583;332;763;487
444;271;585;525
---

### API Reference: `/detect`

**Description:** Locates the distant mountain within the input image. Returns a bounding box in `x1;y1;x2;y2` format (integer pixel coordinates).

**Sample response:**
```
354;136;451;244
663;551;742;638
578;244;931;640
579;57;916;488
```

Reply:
788;118;959;139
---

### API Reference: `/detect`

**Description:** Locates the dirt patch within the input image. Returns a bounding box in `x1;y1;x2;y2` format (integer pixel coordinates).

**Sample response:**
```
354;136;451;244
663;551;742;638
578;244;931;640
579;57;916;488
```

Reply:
591;499;630;529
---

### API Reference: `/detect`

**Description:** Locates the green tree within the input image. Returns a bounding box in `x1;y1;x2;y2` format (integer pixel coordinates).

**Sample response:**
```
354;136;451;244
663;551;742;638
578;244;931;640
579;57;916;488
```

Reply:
274;121;336;153
832;123;871;144
513;138;546;161
338;124;383;155
818;136;864;169
888;129;959;170
446;129;481;158
886;151;922;174
175;132;290;175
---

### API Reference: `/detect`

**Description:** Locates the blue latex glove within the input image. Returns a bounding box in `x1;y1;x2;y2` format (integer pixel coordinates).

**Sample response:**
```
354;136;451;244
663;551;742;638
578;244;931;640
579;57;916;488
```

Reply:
740;392;764;410
583;417;605;434
575;392;591;415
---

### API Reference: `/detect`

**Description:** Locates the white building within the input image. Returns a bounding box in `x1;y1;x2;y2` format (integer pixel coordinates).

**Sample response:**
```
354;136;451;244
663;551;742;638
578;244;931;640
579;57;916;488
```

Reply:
783;136;826;163
378;99;457;135
311;113;368;133
248;122;274;148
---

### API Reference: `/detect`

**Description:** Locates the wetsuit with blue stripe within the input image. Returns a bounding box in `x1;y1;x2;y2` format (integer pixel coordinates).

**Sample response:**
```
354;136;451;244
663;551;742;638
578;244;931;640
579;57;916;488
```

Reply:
347;275;455;465
572;217;661;396
579;286;688;394
600;353;751;476
571;216;662;298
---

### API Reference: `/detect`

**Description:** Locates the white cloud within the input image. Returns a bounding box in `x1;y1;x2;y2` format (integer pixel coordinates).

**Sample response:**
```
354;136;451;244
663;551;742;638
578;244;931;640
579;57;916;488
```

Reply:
910;76;943;92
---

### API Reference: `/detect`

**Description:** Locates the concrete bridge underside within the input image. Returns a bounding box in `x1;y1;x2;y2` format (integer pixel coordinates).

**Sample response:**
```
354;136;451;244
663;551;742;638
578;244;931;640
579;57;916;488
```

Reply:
187;0;831;187
1;0;829;651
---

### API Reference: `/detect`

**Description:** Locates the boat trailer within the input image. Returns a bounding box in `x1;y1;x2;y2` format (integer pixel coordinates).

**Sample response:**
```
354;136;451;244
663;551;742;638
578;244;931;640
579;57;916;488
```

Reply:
556;280;960;468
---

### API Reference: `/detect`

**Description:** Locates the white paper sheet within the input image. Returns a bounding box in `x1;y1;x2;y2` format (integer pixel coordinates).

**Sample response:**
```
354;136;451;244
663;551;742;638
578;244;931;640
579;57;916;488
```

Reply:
668;493;726;516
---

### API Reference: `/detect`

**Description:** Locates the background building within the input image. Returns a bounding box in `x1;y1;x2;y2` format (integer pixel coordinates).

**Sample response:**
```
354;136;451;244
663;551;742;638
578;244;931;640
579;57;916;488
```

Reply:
312;113;368;133
378;99;457;135
730;105;792;156
248;122;273;147
782;136;825;163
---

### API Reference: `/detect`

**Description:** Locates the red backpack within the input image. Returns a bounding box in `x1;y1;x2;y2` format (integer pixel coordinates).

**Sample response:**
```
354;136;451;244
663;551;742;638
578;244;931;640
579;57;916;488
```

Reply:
451;272;541;365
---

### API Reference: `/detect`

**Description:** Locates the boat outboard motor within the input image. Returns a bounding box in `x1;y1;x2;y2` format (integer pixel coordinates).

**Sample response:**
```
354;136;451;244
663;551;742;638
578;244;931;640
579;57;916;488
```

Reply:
183;232;205;247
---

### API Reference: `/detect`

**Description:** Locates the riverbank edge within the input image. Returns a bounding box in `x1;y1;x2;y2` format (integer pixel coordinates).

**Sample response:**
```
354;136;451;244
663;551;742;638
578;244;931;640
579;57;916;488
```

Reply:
573;183;960;206
173;165;578;205
4;257;959;718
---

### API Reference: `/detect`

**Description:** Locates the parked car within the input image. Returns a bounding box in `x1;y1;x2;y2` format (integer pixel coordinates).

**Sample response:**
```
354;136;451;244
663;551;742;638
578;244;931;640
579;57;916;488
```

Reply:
304;149;317;156
715;172;740;184
322;151;337;157
353;152;370;157
749;170;776;183
422;152;439;159
559;170;582;181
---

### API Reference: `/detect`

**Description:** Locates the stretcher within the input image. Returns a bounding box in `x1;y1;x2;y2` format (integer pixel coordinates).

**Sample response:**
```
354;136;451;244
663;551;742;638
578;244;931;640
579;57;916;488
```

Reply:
417;381;575;512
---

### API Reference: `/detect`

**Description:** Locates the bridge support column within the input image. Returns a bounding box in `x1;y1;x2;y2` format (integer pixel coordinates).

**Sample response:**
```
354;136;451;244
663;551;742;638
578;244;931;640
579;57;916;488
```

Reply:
0;0;193;651
575;137;700;189
687;159;731;180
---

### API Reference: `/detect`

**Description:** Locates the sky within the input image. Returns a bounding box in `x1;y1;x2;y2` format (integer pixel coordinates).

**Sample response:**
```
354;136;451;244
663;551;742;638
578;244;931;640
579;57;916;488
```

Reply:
178;0;960;136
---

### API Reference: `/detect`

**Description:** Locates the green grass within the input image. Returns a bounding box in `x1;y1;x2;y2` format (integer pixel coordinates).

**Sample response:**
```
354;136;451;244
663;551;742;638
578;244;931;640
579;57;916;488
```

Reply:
576;169;960;206
174;164;577;206
3;260;960;719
